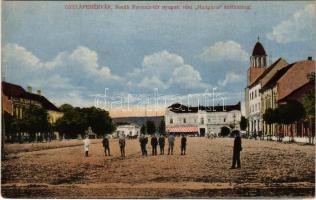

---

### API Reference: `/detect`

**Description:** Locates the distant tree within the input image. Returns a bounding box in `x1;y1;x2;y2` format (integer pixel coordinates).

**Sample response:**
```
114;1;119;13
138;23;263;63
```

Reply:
303;92;315;144
59;104;74;112
55;107;86;139
158;119;166;135
3;112;17;143
277;101;306;141
81;107;116;137
220;126;230;137
263;108;278;136
140;124;146;135
239;116;248;131
23;105;50;142
146;120;156;135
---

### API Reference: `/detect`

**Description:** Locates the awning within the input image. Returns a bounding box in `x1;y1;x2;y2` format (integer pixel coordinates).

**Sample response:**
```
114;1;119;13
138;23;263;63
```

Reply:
166;126;198;133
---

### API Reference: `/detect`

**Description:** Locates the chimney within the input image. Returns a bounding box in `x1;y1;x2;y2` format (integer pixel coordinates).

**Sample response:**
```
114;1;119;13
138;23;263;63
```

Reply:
27;86;32;93
37;89;42;96
308;57;312;61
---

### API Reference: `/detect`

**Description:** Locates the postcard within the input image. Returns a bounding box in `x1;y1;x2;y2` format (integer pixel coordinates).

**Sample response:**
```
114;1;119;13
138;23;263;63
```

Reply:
1;0;315;198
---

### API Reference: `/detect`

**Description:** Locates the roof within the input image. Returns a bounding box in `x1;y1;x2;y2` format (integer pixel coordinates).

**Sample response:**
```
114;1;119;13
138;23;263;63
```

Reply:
252;41;266;56
260;63;293;91
277;60;315;101
2;81;26;97
168;102;241;113
2;81;60;112
166;126;198;133
249;58;287;88
117;123;141;128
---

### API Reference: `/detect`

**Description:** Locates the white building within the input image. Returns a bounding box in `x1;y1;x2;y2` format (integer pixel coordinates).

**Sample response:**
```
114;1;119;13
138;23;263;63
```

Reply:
165;102;241;136
113;123;141;138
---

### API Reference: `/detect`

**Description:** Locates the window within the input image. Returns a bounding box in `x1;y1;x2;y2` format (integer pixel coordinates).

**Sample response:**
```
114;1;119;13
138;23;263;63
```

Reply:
183;118;186;123
255;90;257;98
170;118;173;124
223;118;226;122
201;118;204;125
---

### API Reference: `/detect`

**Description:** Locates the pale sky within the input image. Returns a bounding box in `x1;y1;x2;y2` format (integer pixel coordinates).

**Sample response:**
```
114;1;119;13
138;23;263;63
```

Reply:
2;1;315;117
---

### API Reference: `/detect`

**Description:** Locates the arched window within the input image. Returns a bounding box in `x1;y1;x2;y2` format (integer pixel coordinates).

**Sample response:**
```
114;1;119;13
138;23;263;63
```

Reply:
170;118;173;124
183;118;186;123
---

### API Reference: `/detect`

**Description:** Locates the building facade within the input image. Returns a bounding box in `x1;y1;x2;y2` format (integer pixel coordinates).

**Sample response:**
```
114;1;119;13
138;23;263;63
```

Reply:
245;39;315;141
165;102;241;136
114;123;141;138
2;81;63;123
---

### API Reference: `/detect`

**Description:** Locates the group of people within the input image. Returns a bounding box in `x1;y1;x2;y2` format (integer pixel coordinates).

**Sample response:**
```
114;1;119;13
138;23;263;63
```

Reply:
83;131;242;169
138;133;187;156
83;133;188;158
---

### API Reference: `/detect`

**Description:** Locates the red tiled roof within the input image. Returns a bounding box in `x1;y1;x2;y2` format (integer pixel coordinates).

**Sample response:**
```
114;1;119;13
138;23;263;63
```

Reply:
277;60;315;101
2;81;26;97
260;58;288;89
2;81;60;112
167;126;198;133
249;58;287;88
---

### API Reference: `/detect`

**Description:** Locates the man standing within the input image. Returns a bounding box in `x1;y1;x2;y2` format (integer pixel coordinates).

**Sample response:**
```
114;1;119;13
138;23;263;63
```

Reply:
231;130;242;169
168;133;175;155
102;135;111;156
139;134;144;155
158;134;165;155
180;134;187;155
83;135;91;157
140;134;148;156
119;134;126;158
151;134;158;156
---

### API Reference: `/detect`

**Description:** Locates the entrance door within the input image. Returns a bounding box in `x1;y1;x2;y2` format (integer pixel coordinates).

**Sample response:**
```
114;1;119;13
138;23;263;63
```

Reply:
200;128;205;137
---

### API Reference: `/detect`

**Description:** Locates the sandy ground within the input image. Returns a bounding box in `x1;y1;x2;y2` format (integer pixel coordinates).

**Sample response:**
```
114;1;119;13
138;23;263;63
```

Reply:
1;137;315;198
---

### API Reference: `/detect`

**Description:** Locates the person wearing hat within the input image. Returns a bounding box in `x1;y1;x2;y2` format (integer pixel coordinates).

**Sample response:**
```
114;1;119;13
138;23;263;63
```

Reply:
140;134;148;156
180;134;187;155
151;134;158;156
168;133;175;155
139;134;144;155
102;135;111;156
231;130;242;169
158;134;165;155
118;134;126;157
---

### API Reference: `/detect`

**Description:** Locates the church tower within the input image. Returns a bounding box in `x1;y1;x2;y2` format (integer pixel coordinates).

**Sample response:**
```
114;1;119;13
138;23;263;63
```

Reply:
247;38;267;85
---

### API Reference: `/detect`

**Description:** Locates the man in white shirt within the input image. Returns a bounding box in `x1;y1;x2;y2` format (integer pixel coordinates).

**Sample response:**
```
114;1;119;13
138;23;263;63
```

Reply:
83;136;91;157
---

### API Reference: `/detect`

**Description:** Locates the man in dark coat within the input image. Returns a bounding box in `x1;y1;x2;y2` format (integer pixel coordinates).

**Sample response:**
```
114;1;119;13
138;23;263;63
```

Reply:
102;135;111;156
140;135;148;156
151;135;158;156
158;134;165;155
231;130;242;169
180;134;187;155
